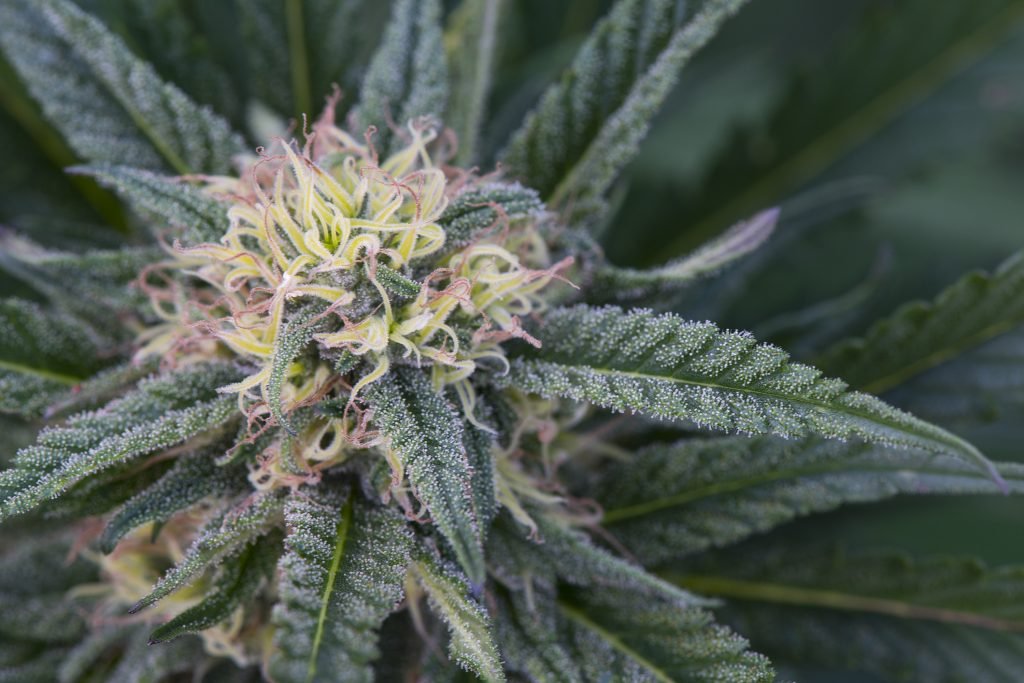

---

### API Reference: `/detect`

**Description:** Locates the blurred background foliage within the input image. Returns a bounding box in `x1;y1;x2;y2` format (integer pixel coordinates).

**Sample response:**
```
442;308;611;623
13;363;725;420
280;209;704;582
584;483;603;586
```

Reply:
2;1;1024;680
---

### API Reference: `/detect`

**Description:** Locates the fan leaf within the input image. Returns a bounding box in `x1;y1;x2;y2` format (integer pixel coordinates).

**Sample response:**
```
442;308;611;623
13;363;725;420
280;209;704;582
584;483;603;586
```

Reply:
412;549;505;683
0;299;110;418
817;249;1024;395
0;363;242;520
671;543;1024;682
98;452;246;554
269;487;412;683
445;0;501;166
367;368;485;585
589;209;778;305
500;0;748;224
149;533;280;644
0;0;244;174
596;436;1024;565
74;165;229;244
504;305;1004;486
129;490;285;614
495;582;773;683
355;0;447;157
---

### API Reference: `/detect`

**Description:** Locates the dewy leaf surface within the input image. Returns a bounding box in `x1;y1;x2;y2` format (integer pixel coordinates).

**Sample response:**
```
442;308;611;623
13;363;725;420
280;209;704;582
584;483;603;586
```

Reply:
505;305;1003;485
270;488;412;683
367;368;485;585
817;249;1024;395
0;0;244;174
596;436;1024;565
671;543;1024;682
500;0;749;223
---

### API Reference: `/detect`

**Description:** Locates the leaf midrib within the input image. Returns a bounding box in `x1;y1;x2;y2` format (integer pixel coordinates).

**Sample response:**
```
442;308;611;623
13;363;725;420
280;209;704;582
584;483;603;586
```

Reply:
307;495;353;683
0;358;84;385
557;601;675;683
541;357;979;459
666;574;1024;633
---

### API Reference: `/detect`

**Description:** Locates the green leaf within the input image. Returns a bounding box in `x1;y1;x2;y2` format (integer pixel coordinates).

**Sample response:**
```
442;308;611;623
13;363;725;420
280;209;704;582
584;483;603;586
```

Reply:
500;0;748;224
129;490;285;614
74;165;229;244
445;0;501;166
367;368;485;585
266;304;328;435
0;536;96;646
670;543;1024;682
58;625;132;683
596;435;1024;565
105;629;204;683
888;327;1024;430
0;363;242;520
462;416;498;536
412;550;505;683
96;0;244;127
489;512;705;607
494;582;773;683
639;0;1024;262
269;487;412;683
355;0;447;156
0;0;244;175
0;298;110;418
149;533;280;643
437;182;544;254
238;0;378;120
589;208;778;305
0;233;157;323
504;305;1004;486
98;451;246;553
817;249;1024;395
375;265;421;298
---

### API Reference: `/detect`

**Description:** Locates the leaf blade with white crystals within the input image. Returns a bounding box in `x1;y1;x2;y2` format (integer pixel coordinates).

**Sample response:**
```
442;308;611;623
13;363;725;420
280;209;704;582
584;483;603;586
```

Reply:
129;490;285;614
495;582;773;683
148;533;280;644
500;0;748;224
98;452;246;554
355;0;447;156
0;363;242;520
74;165;229;244
269;488;412;683
413;550;505;683
0;299;110;418
504;305;1003;485
0;0;244;174
367;368;485;585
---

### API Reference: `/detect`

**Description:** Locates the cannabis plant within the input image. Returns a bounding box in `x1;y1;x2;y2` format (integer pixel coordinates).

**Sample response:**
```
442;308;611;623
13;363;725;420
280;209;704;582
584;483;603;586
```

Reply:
1;0;1023;681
